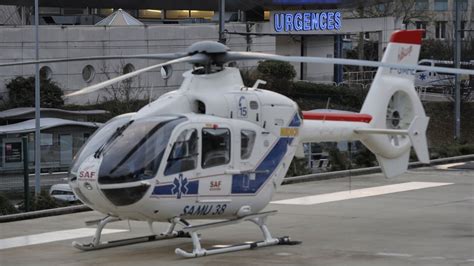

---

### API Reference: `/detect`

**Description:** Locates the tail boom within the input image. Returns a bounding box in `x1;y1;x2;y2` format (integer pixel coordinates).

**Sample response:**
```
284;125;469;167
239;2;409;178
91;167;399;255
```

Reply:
298;30;430;178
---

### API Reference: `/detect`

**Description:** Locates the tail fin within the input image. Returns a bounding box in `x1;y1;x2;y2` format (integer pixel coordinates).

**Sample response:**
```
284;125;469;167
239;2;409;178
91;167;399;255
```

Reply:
358;30;430;178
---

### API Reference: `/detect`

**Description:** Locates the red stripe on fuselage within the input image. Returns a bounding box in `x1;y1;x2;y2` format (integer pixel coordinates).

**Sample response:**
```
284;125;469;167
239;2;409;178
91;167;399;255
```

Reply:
302;111;372;123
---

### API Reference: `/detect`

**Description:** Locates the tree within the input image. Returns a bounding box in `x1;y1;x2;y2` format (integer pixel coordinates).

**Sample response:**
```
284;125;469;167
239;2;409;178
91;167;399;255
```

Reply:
98;61;149;115
255;60;296;94
361;0;433;29
5;76;64;108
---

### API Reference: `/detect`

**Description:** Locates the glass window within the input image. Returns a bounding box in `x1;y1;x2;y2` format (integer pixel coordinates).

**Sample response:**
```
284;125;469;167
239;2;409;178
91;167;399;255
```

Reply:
241;130;256;160
416;21;427;38
190;10;214;19
98;116;186;184
165;10;190;19
415;0;429;11
434;0;448;11
435;21;447;39
139;9;162;19
461;21;466;39
165;129;198;175
62;8;86;15
202;128;230;168
39;7;61;15
39;66;52;80
70;114;134;175
82;65;95;83
99;8;114;16
459;0;468;11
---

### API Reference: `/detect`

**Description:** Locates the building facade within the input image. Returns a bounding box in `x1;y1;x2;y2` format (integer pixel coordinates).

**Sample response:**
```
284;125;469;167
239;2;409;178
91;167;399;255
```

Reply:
0;0;471;102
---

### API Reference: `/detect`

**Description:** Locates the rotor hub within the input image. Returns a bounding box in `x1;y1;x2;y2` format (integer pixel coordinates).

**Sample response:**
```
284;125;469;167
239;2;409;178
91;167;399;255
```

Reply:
186;41;230;55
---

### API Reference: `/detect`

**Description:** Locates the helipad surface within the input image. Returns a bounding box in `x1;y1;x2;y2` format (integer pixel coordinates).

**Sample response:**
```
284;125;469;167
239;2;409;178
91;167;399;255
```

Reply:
0;165;473;266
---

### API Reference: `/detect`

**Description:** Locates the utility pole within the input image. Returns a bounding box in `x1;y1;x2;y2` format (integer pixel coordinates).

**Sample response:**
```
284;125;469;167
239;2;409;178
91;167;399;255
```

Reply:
454;0;461;140
34;0;41;196
218;0;226;44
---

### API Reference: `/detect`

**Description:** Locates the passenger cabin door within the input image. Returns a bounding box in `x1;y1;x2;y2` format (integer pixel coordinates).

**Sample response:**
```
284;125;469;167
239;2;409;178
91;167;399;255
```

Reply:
162;126;200;199
197;124;233;198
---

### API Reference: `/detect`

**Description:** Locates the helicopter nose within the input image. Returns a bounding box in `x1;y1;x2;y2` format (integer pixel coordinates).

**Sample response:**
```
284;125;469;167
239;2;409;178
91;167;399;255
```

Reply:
70;156;115;213
99;182;151;206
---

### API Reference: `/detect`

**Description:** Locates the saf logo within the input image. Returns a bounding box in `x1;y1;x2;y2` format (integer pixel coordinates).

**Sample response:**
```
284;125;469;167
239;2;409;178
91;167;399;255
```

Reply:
210;180;222;191
79;171;96;179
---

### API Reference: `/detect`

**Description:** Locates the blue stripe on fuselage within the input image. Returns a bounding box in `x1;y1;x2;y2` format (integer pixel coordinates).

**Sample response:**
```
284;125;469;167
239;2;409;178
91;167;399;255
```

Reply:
231;113;300;194
231;137;293;194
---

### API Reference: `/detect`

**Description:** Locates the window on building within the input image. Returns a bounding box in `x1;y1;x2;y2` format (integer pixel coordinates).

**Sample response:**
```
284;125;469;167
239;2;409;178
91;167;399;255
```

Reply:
435;21;447;39
190;10;214;19
416;21;427;38
415;0;429;11
241;130;256;160
82;65;95;83
165;10;214;20
39;66;53;80
39;7;61;15
62;8;86;15
165;10;191;19
264;11;270;21
459;0;468;11
461;21;466;39
202;128;230;168
139;9;162;19
99;9;114;16
165;129;198;175
434;0;448;11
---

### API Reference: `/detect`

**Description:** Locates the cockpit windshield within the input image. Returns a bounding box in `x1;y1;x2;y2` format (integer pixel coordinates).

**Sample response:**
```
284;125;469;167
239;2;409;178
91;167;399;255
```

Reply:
98;116;186;184
70;113;134;175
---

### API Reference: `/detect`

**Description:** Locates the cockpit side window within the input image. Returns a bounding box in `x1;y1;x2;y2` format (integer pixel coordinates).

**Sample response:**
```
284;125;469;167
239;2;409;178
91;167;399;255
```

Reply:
202;128;231;168
164;129;198;176
241;130;256;160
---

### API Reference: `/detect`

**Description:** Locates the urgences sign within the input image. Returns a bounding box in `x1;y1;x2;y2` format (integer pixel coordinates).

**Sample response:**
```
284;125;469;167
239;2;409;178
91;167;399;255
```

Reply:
273;11;342;33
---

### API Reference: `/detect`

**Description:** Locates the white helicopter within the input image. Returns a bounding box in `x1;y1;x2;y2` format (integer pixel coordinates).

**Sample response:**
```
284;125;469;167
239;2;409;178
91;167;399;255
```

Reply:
2;30;474;258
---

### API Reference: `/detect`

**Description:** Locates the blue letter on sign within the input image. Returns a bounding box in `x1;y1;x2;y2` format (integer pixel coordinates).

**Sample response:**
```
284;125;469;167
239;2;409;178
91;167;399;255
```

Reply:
274;13;283;32
334;12;342;30
294;13;303;31
285;13;294;32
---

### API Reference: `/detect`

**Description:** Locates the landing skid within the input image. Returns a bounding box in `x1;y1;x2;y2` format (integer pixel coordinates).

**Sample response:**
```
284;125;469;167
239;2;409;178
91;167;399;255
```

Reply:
175;210;301;258
72;216;190;251
73;211;300;257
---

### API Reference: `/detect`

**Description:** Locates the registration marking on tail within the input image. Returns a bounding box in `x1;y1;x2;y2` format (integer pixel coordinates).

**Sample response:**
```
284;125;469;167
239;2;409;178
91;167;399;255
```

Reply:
0;228;127;250
271;182;452;205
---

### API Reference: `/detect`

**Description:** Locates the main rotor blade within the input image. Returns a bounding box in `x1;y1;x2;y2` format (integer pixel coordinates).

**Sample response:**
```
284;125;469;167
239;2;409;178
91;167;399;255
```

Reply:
0;53;186;67
65;54;205;97
224;52;474;76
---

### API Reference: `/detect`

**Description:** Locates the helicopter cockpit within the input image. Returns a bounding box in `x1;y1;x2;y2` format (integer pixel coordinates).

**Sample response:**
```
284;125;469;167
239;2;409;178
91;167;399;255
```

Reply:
70;115;187;206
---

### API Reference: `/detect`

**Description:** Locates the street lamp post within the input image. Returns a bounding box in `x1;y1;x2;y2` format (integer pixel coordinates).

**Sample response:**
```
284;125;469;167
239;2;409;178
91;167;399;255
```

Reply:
34;0;41;196
454;0;461;140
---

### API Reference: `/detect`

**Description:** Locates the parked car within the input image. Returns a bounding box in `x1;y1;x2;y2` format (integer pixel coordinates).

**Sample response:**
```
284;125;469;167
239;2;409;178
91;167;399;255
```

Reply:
49;184;78;202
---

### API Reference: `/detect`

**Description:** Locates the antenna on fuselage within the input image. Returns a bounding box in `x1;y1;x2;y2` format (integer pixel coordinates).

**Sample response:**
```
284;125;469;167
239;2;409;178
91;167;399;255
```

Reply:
323;97;331;122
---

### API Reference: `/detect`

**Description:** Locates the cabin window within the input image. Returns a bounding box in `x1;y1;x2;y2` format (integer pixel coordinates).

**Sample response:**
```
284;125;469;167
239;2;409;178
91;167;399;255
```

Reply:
202;128;230;168
241;130;256;160
164;129;198;175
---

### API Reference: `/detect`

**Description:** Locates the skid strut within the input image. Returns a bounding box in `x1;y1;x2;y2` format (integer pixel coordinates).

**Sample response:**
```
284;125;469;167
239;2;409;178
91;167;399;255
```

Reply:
73;216;190;251
175;210;300;258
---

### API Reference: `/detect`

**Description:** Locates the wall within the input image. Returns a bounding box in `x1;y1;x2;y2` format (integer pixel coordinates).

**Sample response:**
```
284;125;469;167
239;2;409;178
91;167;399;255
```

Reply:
0;23;275;104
